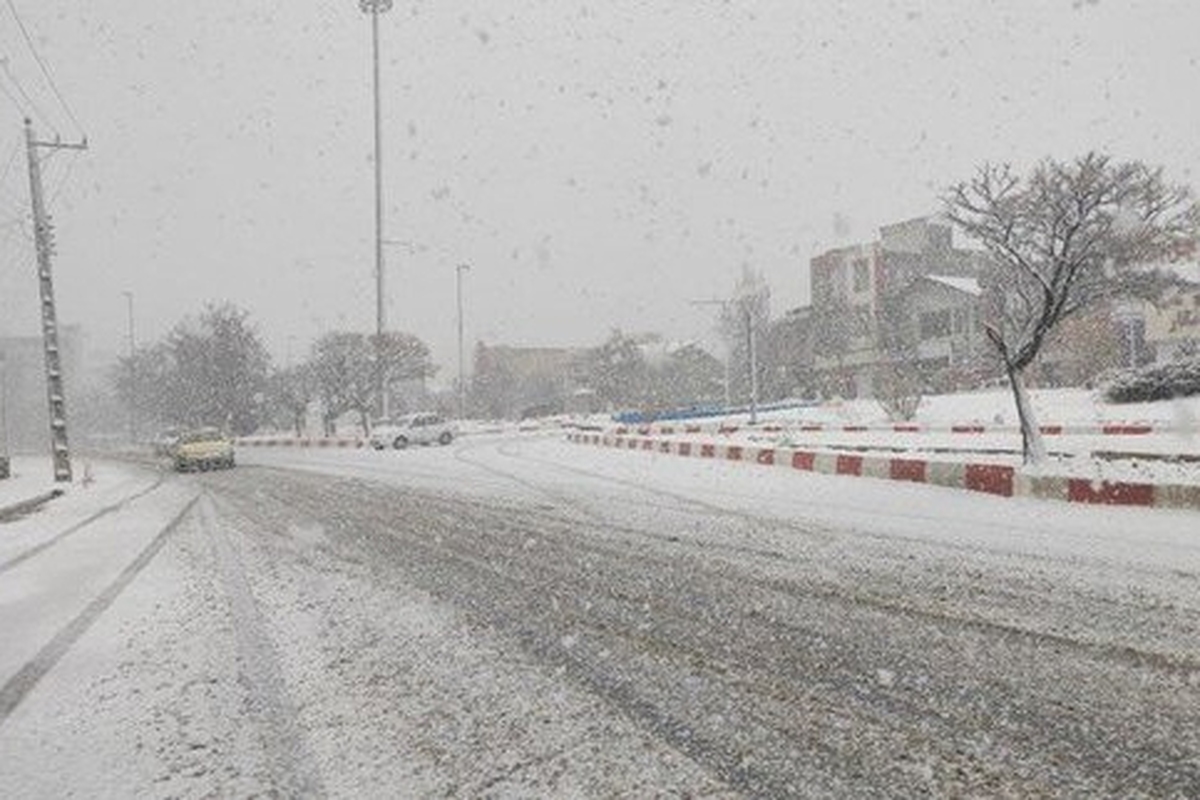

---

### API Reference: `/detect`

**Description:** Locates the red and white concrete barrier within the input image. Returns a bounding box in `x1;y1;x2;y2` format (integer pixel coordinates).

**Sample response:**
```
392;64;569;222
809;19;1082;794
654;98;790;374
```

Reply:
568;433;1199;511
234;436;365;449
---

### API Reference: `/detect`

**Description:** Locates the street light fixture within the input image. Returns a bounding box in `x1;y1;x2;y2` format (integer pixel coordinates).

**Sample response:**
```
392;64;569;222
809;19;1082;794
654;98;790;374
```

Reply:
359;0;393;418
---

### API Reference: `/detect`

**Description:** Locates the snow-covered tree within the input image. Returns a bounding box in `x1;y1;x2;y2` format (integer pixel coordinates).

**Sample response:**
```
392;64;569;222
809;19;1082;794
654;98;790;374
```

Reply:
266;363;315;437
115;303;271;434
944;153;1198;463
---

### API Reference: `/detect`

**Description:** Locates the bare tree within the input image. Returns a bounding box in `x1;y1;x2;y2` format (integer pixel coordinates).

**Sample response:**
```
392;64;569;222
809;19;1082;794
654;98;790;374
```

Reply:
944;153;1197;463
267;363;315;437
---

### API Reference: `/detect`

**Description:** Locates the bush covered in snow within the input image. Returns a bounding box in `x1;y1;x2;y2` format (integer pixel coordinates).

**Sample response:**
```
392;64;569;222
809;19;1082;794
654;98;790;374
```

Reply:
1101;358;1200;403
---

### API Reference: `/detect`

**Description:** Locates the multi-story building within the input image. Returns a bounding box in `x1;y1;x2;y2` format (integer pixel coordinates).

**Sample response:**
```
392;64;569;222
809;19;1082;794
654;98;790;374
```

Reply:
809;217;989;397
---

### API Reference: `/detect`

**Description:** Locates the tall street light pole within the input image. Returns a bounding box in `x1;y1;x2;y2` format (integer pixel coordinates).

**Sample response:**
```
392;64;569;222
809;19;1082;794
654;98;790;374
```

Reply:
456;263;470;419
360;0;393;419
122;291;136;444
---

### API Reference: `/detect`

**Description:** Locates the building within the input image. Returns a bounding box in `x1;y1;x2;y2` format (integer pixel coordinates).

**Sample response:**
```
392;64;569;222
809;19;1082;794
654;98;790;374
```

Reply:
0;326;84;453
896;274;990;391
809;216;989;397
470;343;584;419
1144;271;1200;363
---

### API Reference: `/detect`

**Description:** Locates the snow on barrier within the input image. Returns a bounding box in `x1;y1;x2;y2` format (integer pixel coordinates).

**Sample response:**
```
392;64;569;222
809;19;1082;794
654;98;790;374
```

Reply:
612;421;1168;438
566;433;1200;511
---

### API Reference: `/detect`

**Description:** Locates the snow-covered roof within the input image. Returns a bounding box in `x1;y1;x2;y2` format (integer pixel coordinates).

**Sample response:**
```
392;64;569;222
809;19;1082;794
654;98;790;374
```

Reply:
925;275;982;296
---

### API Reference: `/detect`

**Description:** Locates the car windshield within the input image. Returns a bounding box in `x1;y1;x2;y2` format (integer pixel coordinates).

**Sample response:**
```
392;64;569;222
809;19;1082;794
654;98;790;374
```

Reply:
2;4;1198;797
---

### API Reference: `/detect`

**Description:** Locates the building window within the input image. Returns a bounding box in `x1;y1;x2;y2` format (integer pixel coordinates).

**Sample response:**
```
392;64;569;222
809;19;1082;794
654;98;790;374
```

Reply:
920;309;952;339
852;259;870;293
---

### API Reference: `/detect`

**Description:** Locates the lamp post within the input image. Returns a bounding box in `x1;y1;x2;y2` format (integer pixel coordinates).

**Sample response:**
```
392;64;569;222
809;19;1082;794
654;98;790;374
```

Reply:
359;0;393;418
122;291;136;444
456;263;470;419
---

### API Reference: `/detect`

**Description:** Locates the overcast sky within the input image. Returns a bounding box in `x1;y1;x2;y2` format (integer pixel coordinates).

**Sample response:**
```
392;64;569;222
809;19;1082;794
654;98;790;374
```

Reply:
2;0;1198;383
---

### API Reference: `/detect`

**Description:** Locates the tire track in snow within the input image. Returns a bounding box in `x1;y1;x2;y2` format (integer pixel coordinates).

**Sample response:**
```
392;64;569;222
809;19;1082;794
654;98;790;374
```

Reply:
199;493;326;798
0;494;196;726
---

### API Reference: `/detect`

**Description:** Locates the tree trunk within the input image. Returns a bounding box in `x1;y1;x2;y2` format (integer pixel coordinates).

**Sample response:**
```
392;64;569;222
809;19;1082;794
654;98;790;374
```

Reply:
1006;365;1047;465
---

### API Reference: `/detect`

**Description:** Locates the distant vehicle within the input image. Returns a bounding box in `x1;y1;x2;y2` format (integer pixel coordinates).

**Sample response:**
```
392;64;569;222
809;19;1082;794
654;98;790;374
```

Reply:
172;427;235;471
369;413;455;450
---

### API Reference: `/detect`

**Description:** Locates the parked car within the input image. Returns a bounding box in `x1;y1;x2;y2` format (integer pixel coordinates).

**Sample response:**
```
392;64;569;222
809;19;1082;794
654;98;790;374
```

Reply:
172;427;235;471
369;413;455;450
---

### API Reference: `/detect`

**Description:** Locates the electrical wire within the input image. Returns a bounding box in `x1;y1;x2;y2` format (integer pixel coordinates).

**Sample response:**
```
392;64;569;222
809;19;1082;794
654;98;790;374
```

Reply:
0;136;20;197
0;69;25;116
0;56;54;133
4;0;85;138
46;148;79;207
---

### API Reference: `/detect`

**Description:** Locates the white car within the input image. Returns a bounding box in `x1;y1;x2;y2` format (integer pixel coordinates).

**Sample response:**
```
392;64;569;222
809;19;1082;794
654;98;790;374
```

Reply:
369;413;455;450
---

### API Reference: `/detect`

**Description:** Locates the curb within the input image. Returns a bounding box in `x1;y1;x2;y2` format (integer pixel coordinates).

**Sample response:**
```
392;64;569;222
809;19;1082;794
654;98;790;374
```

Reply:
0;488;65;523
567;433;1200;512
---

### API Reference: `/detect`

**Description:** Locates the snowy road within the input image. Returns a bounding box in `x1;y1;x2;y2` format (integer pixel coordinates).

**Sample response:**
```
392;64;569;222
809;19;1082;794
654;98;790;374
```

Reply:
2;432;1198;796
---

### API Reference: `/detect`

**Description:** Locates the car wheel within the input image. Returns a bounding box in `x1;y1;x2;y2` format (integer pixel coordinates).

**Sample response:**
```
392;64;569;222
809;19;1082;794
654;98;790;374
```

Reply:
371;441;384;451
438;431;453;445
393;435;409;450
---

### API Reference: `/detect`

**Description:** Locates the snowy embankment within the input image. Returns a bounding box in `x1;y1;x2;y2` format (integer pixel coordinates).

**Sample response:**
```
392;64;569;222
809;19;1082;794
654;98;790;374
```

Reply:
569;389;1200;509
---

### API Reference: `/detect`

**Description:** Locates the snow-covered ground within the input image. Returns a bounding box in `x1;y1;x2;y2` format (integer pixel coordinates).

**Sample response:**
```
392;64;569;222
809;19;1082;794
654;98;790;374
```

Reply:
2;430;1199;795
717;387;1200;430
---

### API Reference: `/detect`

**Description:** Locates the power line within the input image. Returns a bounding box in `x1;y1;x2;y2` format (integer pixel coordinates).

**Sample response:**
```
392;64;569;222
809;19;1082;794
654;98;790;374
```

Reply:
0;136;20;194
0;56;54;132
45;148;79;206
4;0;85;138
0;70;25;116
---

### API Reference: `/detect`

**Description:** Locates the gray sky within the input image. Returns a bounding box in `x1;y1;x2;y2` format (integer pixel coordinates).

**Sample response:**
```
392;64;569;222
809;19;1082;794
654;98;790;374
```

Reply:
2;0;1198;384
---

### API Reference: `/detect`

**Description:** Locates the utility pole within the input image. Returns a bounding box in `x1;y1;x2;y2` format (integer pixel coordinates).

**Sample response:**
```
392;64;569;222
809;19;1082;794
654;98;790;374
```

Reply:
24;118;86;482
123;290;136;444
360;0;393;419
456;263;470;419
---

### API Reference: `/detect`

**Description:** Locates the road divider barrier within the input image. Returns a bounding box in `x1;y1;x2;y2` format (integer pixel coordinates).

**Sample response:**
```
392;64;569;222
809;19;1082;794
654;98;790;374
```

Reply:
234;437;365;449
567;433;1200;511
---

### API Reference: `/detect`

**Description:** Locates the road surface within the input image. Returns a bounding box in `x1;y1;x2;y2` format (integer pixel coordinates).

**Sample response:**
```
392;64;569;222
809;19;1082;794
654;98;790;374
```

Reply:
1;432;1198;797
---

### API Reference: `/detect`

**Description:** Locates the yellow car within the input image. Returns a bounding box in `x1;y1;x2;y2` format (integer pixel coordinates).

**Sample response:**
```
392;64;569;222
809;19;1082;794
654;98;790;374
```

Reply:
172;427;235;471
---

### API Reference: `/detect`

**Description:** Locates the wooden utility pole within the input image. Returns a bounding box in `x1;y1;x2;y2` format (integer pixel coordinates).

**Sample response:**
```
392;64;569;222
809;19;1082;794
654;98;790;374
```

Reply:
24;118;86;482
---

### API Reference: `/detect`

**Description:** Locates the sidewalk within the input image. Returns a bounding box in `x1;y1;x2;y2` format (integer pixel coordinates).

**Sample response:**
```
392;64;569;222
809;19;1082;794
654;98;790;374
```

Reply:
0;456;69;521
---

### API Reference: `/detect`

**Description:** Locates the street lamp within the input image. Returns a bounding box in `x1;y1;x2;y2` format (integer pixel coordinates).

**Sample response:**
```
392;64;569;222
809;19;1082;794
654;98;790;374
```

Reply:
122;291;136;444
456;263;470;419
359;0;394;418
